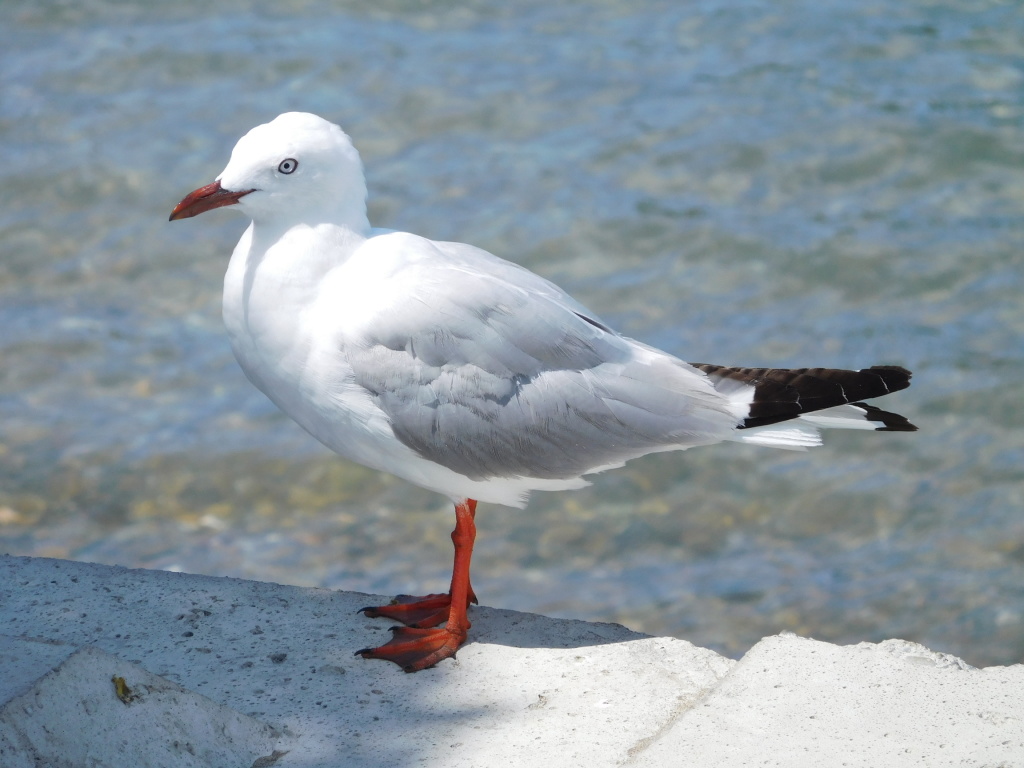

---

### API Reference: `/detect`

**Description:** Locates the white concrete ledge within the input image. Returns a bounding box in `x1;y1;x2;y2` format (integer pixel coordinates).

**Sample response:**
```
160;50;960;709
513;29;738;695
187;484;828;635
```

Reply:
1;555;1021;767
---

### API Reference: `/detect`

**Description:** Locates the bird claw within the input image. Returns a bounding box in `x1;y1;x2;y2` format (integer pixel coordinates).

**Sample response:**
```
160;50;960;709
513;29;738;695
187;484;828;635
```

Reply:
356;625;468;673
359;590;477;628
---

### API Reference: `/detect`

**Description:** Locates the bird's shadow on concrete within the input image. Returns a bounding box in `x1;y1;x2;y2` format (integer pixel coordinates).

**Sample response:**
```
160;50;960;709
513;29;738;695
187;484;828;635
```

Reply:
344;591;651;651
468;603;652;650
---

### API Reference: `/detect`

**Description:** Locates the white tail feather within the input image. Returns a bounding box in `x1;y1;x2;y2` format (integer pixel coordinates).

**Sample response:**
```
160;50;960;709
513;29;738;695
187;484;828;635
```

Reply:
732;423;823;450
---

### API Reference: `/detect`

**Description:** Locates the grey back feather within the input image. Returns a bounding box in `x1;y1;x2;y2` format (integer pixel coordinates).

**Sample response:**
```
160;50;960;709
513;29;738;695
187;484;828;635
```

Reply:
345;240;736;481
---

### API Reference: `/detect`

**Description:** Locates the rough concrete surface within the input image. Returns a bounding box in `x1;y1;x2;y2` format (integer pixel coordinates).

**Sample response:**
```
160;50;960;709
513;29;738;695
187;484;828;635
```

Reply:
0;555;1020;767
0;644;285;768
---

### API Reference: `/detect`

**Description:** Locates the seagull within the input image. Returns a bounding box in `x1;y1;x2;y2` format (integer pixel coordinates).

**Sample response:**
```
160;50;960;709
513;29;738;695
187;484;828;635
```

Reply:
170;112;916;672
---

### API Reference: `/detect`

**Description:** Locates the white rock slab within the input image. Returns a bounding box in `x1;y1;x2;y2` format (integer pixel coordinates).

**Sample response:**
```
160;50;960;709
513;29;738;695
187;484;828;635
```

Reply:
1;554;1021;767
638;633;1024;767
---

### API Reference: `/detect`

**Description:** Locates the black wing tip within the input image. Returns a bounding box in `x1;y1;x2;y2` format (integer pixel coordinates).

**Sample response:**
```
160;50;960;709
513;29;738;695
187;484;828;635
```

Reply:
878;422;919;432
695;362;917;430
853;402;919;432
861;365;913;394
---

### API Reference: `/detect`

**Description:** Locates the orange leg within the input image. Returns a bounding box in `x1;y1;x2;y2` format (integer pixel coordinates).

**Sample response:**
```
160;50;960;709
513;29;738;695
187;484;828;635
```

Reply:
357;499;478;672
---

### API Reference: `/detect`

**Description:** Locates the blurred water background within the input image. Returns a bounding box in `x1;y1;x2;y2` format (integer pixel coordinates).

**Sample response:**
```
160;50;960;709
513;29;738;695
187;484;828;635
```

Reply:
2;0;1022;667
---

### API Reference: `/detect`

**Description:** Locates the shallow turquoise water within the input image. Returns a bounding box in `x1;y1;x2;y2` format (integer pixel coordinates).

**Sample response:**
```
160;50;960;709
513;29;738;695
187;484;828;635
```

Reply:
2;0;1023;666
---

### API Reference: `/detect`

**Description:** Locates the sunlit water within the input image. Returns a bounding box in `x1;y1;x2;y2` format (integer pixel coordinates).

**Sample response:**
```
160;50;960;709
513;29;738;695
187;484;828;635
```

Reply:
2;0;1023;666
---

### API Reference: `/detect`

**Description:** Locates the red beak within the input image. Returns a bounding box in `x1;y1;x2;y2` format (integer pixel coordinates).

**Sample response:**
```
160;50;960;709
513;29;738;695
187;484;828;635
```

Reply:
169;181;254;221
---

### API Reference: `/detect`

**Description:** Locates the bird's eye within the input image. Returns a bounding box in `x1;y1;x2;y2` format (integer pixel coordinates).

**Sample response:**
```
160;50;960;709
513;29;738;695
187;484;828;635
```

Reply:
277;158;298;174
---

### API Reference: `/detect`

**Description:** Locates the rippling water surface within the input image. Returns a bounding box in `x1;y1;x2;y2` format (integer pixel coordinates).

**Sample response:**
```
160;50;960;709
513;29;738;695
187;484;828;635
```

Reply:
2;0;1023;666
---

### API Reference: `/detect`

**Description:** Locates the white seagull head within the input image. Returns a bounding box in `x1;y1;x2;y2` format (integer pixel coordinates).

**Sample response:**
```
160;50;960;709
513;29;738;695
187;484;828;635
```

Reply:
170;112;369;232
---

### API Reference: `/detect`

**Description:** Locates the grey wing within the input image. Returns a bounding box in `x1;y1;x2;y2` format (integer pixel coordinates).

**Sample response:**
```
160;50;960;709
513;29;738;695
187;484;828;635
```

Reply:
348;247;739;481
